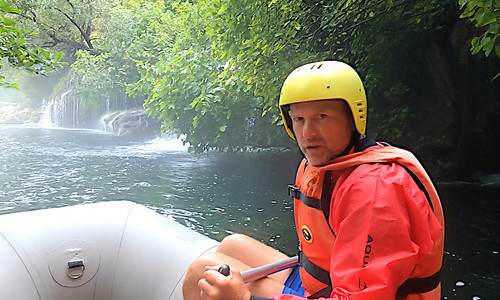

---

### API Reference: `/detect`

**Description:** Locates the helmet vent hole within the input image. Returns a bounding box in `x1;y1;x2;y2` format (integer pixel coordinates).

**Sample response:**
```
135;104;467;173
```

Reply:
317;64;323;69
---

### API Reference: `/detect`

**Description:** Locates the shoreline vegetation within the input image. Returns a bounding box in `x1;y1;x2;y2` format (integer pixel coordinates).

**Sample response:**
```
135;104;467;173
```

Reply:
1;0;498;182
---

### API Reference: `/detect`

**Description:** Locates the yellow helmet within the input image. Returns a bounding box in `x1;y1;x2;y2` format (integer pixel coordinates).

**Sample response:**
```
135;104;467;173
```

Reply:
279;61;367;139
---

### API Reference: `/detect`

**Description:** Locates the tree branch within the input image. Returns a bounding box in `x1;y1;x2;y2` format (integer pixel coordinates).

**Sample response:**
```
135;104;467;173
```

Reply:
54;7;94;50
307;0;385;48
10;11;35;22
65;0;75;11
339;0;455;36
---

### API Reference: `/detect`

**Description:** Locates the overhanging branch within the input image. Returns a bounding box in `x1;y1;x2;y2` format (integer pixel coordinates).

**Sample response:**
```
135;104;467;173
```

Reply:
54;7;94;51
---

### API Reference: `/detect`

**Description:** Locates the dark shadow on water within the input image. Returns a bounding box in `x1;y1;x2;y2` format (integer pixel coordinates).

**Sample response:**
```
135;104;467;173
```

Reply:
438;184;500;300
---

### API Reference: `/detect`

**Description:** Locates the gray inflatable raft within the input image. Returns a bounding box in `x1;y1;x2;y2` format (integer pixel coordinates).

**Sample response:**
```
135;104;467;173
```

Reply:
0;201;219;300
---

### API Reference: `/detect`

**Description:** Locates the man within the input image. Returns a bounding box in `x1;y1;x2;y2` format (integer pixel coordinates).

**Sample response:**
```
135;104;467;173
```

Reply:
183;61;444;300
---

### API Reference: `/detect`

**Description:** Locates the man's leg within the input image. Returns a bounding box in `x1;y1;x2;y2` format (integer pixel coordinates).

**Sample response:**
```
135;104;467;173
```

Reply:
182;234;293;300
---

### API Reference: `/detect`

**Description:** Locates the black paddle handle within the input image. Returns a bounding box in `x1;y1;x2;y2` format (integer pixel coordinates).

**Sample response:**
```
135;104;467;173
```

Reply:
218;264;231;276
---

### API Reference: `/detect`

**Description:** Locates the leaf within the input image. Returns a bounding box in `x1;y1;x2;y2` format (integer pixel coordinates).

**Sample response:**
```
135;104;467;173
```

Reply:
219;125;227;132
53;51;65;62
0;1;21;14
491;72;500;82
471;36;480;48
268;0;279;7
482;37;494;56
218;3;228;15
476;10;497;27
2;17;16;26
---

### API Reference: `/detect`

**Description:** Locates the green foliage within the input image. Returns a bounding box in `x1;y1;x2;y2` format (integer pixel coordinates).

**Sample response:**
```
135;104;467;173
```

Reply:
135;0;457;152
71;5;138;109
0;0;64;88
72;50;125;110
334;0;453;140
198;0;313;113
4;0;495;176
9;0;487;173
459;0;500;58
9;0;115;53
125;0;487;156
71;1;176;110
127;1;287;152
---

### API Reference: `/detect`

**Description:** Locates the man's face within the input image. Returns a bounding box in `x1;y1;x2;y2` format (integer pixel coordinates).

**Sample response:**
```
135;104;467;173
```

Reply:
289;100;355;166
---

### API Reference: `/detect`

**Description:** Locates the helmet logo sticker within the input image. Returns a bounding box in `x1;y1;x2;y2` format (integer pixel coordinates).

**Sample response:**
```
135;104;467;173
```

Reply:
301;225;313;243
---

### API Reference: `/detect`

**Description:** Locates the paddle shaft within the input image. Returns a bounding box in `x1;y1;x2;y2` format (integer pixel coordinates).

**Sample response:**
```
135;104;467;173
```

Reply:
240;255;299;283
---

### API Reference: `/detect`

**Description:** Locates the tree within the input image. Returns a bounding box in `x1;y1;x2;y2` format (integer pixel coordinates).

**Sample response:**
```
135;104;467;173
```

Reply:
0;0;64;88
9;0;115;54
459;0;500;59
136;0;458;151
18;0;494;176
127;1;288;152
71;0;178;111
131;0;497;177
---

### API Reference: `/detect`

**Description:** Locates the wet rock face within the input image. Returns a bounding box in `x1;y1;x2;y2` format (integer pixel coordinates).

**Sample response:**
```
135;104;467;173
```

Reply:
101;108;161;138
0;101;39;124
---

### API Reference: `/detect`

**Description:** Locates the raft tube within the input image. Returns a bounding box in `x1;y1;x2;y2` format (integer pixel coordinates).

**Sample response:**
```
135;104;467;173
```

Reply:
0;201;219;300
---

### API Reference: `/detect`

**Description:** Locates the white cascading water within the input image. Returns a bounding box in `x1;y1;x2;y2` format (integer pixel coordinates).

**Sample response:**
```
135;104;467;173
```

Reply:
38;98;54;127
39;90;72;127
37;75;187;151
39;80;74;128
100;110;123;133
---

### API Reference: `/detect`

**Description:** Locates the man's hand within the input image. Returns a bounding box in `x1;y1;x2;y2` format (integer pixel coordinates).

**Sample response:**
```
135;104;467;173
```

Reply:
198;265;252;300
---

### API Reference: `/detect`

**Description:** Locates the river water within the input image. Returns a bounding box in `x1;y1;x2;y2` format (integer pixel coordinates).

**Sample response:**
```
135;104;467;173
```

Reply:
0;124;498;299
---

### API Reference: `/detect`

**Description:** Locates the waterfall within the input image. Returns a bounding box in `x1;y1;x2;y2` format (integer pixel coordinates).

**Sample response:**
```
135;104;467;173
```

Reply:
38;90;72;127
38;73;77;127
100;109;160;137
100;111;122;133
39;98;54;126
37;73;100;129
37;72;158;135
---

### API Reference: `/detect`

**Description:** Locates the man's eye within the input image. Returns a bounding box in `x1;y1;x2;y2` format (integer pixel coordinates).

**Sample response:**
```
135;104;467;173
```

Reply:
318;114;328;119
292;117;303;122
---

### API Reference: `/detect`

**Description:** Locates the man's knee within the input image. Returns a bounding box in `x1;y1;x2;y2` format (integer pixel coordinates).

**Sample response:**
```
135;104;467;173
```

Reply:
218;233;253;254
183;252;222;299
186;252;220;277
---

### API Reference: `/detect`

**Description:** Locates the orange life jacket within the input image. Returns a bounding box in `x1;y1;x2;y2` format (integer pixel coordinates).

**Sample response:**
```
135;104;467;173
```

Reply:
289;145;444;299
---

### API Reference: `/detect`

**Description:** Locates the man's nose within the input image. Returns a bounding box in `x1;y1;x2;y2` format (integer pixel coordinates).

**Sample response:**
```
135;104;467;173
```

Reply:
303;120;318;137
